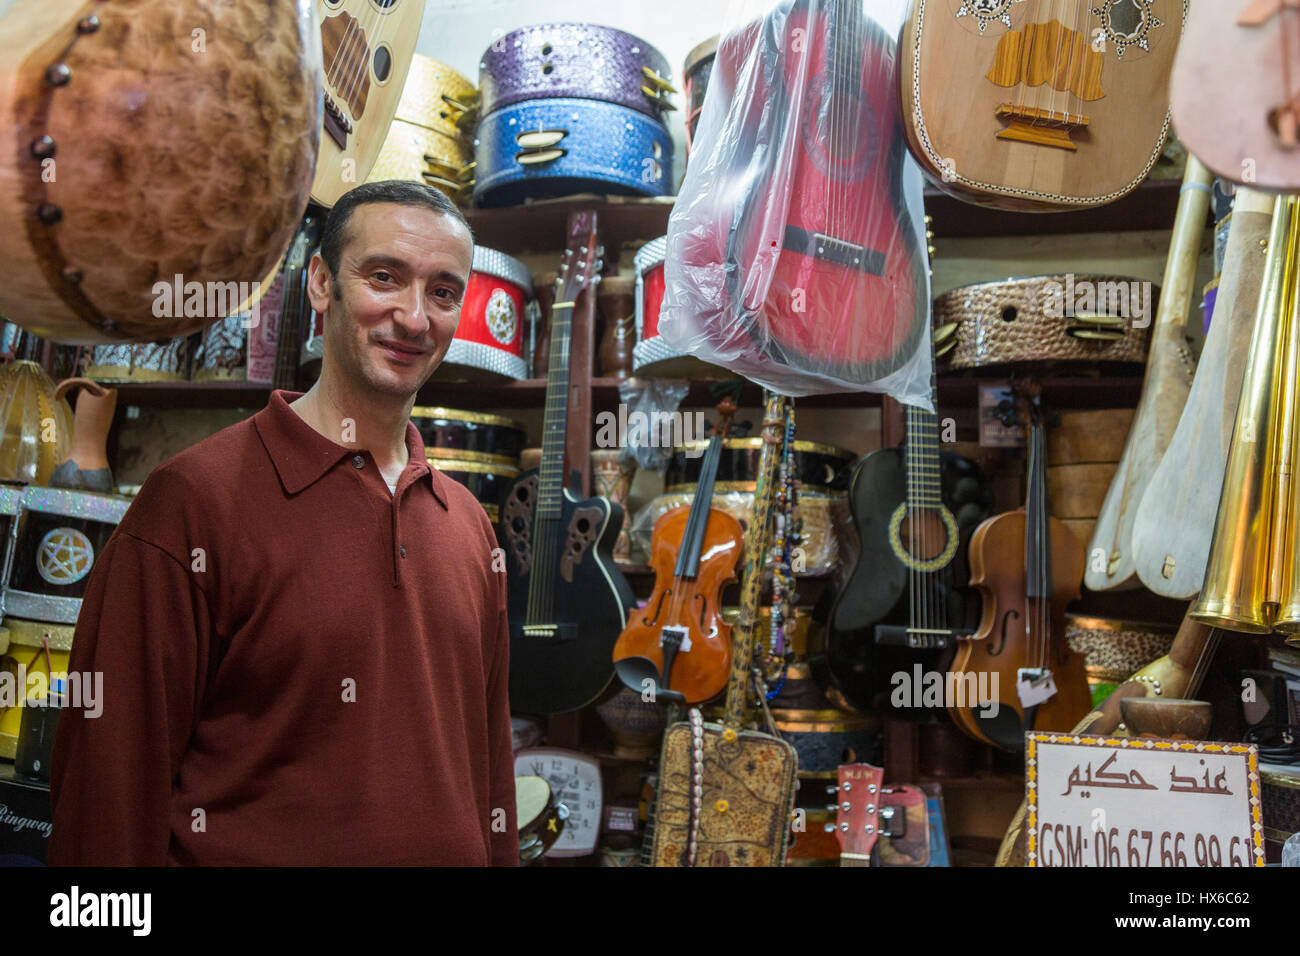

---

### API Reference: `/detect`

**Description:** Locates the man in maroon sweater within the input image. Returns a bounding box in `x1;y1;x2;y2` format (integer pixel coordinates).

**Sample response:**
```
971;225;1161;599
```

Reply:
49;182;519;865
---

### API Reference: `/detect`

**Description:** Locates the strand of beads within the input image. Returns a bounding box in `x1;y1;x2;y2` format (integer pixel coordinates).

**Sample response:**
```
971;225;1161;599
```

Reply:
766;404;800;700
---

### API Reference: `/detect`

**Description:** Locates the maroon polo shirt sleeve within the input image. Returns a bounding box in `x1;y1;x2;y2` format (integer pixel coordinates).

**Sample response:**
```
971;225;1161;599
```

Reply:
49;508;212;866
487;559;518;866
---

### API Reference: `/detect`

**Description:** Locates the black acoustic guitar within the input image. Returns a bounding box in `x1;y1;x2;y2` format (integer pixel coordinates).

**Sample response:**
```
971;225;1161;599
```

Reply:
827;373;991;716
501;212;635;715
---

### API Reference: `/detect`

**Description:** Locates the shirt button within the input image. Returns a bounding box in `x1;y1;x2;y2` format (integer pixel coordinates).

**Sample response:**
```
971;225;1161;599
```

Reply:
352;455;365;469
399;546;407;558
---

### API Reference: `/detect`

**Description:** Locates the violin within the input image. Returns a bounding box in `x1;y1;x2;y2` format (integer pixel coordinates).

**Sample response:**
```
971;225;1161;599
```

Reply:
612;398;743;706
947;384;1091;750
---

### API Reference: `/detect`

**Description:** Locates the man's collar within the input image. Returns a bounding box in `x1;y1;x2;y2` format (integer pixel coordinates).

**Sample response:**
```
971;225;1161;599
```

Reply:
254;390;446;507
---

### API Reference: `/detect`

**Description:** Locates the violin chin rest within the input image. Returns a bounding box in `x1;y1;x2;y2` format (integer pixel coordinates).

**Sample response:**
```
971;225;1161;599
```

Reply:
614;656;686;705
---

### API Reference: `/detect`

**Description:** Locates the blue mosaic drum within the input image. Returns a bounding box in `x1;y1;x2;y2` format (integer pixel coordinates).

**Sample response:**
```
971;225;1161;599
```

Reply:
474;98;673;207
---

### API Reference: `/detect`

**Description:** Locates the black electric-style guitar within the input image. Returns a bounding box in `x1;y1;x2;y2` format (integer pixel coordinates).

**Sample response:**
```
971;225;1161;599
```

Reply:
501;212;635;715
827;371;991;715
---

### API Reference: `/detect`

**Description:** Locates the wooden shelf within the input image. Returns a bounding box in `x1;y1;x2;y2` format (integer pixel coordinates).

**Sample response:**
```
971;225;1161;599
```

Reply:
464;195;674;255
115;380;272;410
924;177;1194;238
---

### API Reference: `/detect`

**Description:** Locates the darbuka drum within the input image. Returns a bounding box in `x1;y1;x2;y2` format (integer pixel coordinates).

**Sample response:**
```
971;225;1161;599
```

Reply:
410;407;525;462
426;458;519;523
436;247;533;381
5;488;129;625
683;35;719;159
1065;615;1177;695
88;338;192;382
515;775;567;864
633;237;729;379
771;708;879;774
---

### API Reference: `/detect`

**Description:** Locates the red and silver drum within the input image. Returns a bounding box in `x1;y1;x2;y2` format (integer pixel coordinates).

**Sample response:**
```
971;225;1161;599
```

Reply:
633;236;728;379
5;487;129;625
436;246;533;382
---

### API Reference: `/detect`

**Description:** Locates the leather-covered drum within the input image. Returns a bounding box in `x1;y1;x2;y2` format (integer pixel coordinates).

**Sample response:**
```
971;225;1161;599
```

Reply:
427;458;519;523
88;338;192;382
933;275;1157;371
479;23;675;120
366;55;477;203
437;246;533;381
5;487;129;625
683;35;719;158
771;708;878;773
1065;615;1177;686
633;236;728;378
474;98;673;207
410;407;525;462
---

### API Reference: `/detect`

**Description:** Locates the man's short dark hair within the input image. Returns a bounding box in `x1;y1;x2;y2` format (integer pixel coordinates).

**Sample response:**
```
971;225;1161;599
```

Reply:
318;181;473;279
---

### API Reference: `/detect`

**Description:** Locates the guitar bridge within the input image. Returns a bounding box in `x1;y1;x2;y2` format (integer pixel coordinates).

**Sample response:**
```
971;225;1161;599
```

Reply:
323;92;352;150
523;623;578;642
782;225;885;275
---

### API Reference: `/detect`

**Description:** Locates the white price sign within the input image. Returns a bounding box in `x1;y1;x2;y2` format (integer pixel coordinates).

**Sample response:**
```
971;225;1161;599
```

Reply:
1026;733;1265;867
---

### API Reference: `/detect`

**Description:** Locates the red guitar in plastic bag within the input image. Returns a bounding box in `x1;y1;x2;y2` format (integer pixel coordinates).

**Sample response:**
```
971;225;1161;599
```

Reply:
668;0;926;392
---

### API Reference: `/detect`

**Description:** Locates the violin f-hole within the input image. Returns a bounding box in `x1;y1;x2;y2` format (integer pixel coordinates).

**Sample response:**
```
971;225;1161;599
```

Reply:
989;608;1019;657
643;588;670;626
694;593;709;631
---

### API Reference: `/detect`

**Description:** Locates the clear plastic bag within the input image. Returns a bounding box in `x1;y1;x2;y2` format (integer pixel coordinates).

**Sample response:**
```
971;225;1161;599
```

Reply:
615;377;691;471
660;0;931;406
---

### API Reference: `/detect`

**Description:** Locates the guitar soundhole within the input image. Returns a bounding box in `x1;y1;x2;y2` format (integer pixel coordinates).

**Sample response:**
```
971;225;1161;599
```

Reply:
899;509;948;561
373;45;392;82
800;73;879;182
1001;306;1018;322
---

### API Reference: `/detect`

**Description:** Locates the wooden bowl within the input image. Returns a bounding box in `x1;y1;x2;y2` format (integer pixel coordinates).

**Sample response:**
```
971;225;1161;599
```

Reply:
1120;698;1213;739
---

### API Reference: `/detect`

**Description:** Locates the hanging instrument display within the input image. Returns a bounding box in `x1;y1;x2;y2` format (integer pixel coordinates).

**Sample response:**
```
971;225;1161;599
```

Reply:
1190;195;1300;638
900;0;1187;211
1084;157;1214;592
649;393;799;868
309;0;427;208
1132;188;1276;598
501;213;635;716
612;398;743;707
996;610;1222;866
1171;0;1300;191
932;275;1155;371
947;385;1091;750
827;370;993;717
662;0;929;398
0;0;320;343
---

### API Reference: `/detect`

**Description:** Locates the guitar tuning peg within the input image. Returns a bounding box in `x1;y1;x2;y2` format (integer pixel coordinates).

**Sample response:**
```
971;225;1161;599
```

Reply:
824;785;839;795
823;822;836;833
596;244;606;257
825;803;838;813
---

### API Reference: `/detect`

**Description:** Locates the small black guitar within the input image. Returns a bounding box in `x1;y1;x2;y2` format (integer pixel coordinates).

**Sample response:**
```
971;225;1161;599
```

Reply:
827;372;991;716
501;212;635;716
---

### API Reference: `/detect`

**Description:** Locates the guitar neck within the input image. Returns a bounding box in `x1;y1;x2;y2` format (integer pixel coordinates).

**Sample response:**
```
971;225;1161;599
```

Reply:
537;301;574;518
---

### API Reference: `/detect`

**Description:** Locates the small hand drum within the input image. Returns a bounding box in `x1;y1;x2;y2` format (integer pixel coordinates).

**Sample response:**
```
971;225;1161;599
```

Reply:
515;775;568;865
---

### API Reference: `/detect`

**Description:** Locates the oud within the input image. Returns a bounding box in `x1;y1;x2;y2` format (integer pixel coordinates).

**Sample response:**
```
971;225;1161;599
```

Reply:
310;0;426;207
0;0;319;343
1172;0;1300;191
501;213;635;716
1132;189;1275;598
900;0;1186;211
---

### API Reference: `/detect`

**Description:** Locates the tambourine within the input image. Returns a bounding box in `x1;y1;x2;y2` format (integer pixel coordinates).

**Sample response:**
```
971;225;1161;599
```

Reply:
515;775;568;864
933;274;1157;369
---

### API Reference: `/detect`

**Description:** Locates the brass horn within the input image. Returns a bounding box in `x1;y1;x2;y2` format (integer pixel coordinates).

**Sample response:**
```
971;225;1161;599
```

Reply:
1191;195;1300;633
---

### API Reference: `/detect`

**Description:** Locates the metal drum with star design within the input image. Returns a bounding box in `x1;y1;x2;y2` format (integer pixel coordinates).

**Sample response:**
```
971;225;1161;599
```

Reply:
435;246;534;382
5;488;130;625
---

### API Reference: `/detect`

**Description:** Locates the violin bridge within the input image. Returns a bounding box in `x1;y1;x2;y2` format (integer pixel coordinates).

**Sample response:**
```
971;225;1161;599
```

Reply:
660;624;691;653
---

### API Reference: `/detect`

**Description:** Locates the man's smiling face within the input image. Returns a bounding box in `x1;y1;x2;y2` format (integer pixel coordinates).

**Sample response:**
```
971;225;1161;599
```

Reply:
310;202;474;399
